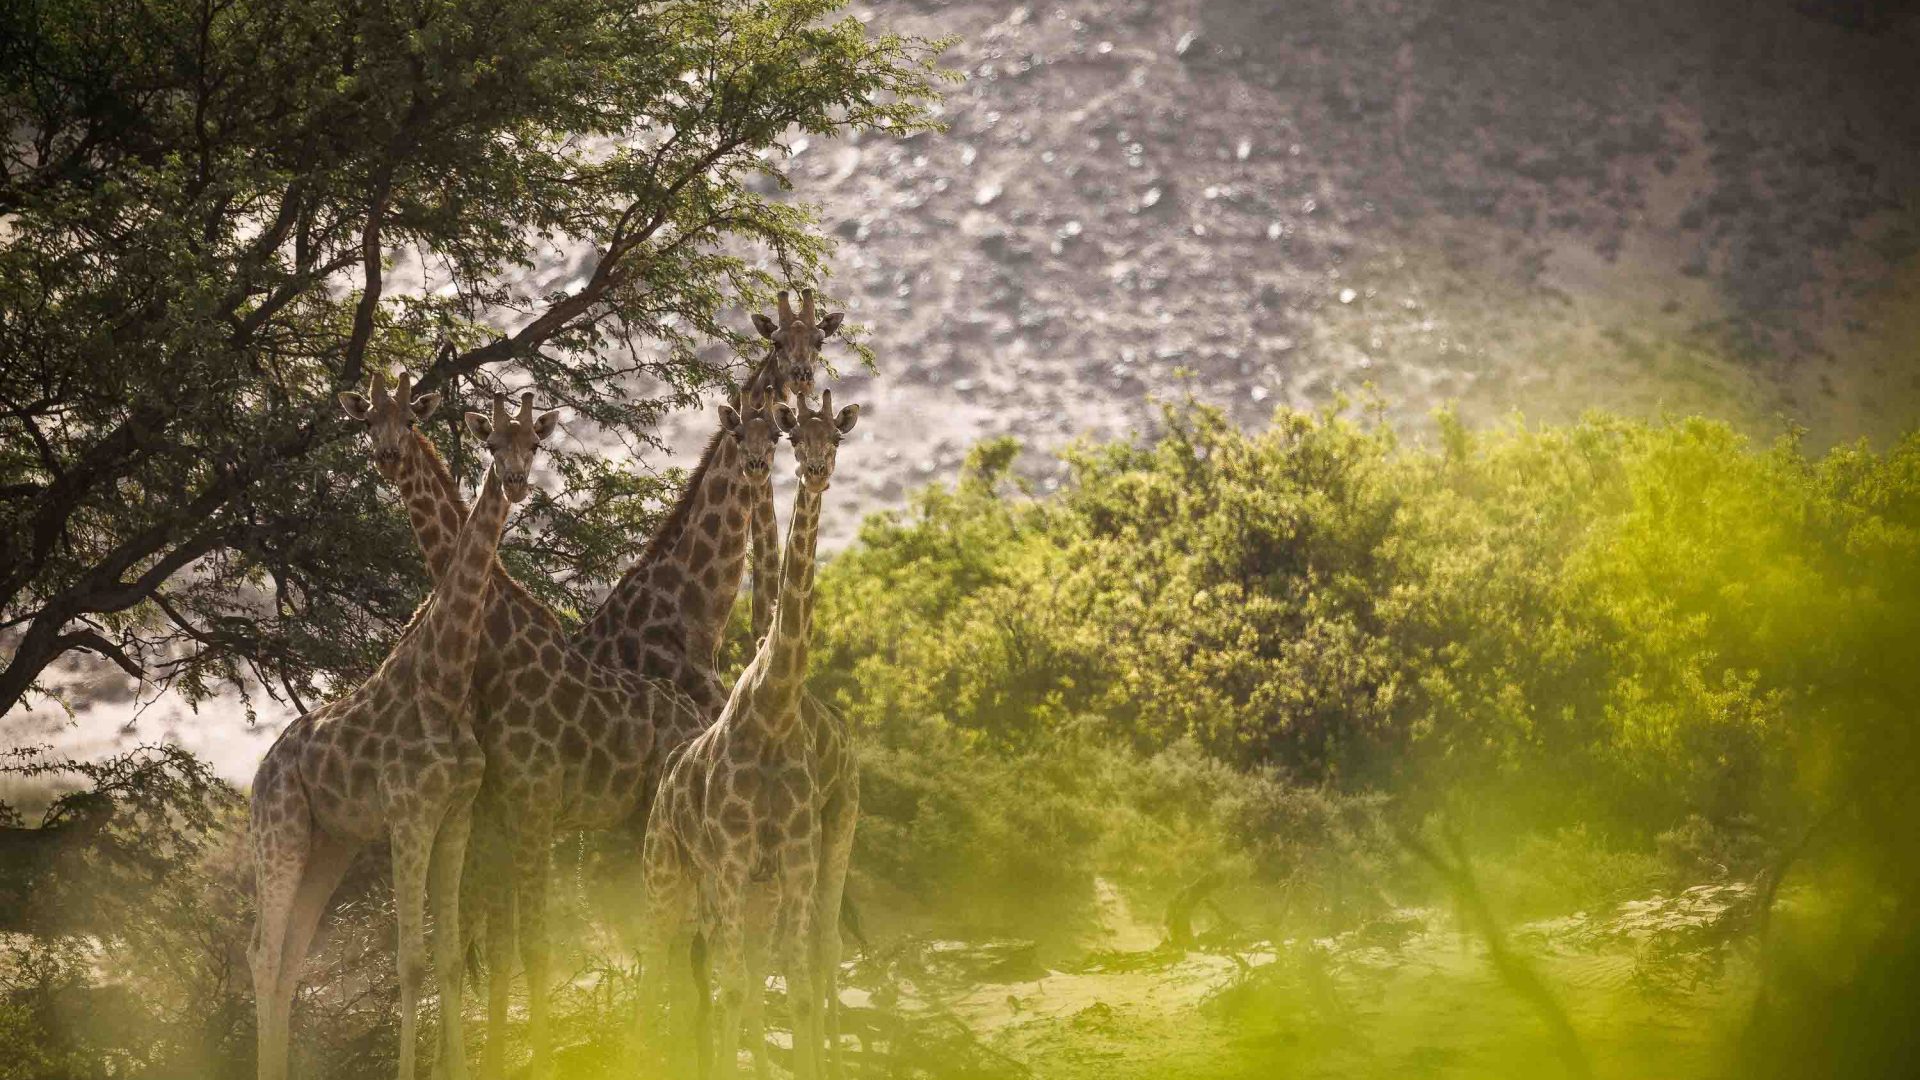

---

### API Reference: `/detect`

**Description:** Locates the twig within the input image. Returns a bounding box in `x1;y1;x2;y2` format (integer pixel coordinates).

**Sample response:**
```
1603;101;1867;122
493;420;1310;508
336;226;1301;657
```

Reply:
1401;826;1593;1080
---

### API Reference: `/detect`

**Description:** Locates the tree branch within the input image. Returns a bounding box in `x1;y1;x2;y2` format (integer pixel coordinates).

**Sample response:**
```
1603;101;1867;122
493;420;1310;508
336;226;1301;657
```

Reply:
1402;827;1594;1080
79;527;230;615
3;404;170;608
339;170;394;388
55;629;146;681
233;251;359;340
215;178;309;318
433;138;746;384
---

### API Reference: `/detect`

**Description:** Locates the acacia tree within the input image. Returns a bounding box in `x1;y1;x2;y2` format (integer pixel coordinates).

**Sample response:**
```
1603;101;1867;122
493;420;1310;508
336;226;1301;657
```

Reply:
0;0;946;715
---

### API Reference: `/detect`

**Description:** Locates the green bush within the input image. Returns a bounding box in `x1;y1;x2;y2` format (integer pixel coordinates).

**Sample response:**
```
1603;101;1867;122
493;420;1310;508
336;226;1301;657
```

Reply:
809;401;1920;927
0;746;407;1080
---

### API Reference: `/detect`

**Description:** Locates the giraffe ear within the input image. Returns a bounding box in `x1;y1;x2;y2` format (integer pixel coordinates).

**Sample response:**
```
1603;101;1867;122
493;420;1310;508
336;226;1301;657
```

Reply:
751;313;778;339
718;403;743;435
409;393;441;424
338;392;372;422
818;311;845;338
773;401;800;435
833;403;860;435
463;412;492;441
532;409;562;442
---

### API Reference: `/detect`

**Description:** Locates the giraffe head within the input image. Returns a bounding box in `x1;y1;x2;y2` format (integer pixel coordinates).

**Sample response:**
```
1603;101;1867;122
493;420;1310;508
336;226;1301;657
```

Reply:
774;389;859;494
750;288;844;402
339;370;440;481
718;391;778;486
463;391;561;503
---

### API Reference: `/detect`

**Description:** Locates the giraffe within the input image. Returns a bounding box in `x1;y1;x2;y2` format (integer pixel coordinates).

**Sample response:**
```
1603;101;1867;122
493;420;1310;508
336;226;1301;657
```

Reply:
741;497;861;1080
335;373;707;1080
640;390;860;1080
249;390;546;1080
570;288;853;1069
572;288;844;719
667;288;861;1074
742;302;862;1078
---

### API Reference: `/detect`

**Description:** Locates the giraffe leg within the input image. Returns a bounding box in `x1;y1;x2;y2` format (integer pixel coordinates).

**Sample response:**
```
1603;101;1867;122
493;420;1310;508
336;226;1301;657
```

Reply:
739;887;774;1080
636;793;696;1070
513;836;554;1080
678;927;706;1078
391;823;435;1080
274;834;357;1008
249;799;313;1080
456;811;500;999
781;868;822;1080
704;867;751;1080
431;797;476;1080
816;785;857;1080
479;868;515;1080
464;807;516;1080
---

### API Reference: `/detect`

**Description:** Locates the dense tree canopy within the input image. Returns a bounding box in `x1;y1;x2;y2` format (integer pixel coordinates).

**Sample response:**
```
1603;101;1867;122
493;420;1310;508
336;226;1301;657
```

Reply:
0;0;947;714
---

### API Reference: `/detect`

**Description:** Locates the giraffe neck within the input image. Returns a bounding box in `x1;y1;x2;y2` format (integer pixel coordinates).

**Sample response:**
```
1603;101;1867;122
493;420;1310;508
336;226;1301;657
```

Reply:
414;465;509;718
579;431;751;670
750;481;823;726
744;350;786;643
748;475;779;642
395;429;467;583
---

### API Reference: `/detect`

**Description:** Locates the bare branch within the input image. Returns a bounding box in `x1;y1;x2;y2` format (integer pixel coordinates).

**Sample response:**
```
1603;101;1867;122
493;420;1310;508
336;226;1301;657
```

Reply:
339;170;394;388
55;629;146;681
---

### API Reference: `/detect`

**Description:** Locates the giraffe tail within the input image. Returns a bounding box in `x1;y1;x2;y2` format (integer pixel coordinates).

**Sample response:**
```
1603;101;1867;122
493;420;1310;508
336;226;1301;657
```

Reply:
839;893;868;952
689;930;710;999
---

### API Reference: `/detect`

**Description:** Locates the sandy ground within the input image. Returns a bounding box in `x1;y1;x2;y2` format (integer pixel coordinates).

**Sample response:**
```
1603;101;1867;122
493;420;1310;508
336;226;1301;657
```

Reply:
926;885;1754;1079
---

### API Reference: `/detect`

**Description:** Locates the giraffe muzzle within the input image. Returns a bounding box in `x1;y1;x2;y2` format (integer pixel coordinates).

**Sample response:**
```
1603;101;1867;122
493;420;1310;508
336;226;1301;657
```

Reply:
785;365;815;399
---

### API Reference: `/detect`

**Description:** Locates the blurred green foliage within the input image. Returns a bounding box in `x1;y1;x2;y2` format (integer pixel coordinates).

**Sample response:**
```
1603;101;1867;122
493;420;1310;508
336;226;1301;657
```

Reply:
6;401;1916;1077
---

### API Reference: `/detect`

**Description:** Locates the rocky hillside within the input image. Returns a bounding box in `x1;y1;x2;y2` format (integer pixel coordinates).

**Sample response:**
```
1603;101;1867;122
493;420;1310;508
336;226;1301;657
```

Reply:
716;0;1918;544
